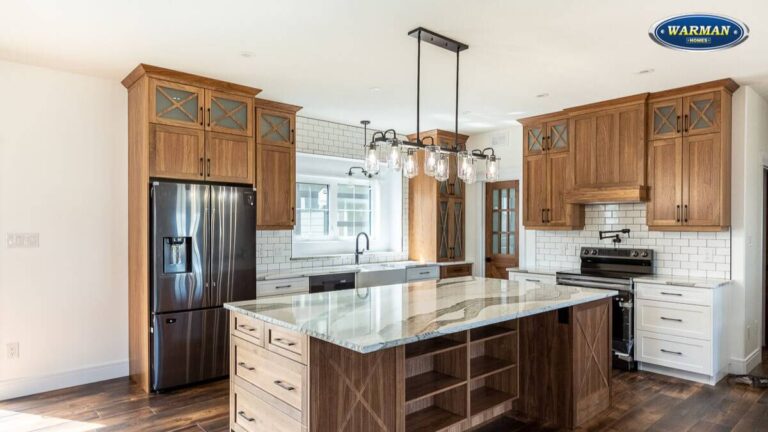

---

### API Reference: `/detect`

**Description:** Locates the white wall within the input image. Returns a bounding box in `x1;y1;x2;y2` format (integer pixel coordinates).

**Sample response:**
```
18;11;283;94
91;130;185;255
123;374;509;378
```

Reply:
730;86;768;373
0;60;128;400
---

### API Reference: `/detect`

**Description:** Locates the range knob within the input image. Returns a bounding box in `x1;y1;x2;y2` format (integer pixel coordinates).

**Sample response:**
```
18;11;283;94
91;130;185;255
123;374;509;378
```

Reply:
583;249;590;255
631;250;639;257
590;249;598;255
641;251;649;257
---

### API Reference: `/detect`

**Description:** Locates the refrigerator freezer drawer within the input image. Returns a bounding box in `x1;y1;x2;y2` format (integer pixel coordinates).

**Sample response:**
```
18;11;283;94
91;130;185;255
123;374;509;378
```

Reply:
151;308;229;391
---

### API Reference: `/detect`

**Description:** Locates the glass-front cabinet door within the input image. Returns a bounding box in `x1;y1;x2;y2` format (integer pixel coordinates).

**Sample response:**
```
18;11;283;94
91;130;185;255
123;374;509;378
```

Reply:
206;90;253;137
649;98;682;140
524;124;546;155
149;79;204;129
257;108;295;147
684;91;721;136
546;118;569;153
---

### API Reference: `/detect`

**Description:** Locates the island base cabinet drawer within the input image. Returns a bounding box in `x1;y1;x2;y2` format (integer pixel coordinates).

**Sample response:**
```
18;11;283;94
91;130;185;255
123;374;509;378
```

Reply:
440;263;473;279
636;300;711;340
232;384;303;432
233;313;264;347
636;331;712;375
267;324;308;364
234;337;305;410
636;283;713;306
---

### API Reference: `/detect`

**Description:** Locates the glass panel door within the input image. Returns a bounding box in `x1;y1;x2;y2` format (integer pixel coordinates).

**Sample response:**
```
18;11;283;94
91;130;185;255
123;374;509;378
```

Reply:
485;181;519;278
649;99;682;140
258;109;294;147
684;91;721;136
547;119;569;153
150;79;204;129
207;91;253;137
525;125;545;155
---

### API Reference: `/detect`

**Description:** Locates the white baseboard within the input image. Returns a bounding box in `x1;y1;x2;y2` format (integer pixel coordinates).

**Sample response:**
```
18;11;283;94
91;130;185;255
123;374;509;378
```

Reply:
728;347;763;375
638;362;725;385
0;360;128;401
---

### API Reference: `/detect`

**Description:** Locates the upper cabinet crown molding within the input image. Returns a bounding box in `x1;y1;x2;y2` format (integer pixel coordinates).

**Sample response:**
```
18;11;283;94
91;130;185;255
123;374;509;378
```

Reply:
122;64;261;96
647;78;739;101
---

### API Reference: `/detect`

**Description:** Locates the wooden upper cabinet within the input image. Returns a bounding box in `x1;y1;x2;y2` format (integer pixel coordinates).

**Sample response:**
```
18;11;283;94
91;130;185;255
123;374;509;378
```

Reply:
206;90;253;137
149;124;205;180
649;98;682;140
547;152;570;226
524;124;546;156
647;138;682;227
256;108;295;147
684;91;721;136
149;79;205;129
205;132;255;184
546;118;569;153
523;154;548;227
682;132;723;226
436;198;465;261
257;144;295;228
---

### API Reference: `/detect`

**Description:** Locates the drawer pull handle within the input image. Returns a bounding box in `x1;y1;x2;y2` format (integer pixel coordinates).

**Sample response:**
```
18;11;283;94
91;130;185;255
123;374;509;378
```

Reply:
274;380;296;391
238;411;255;422
419;271;431;275
660;292;683;296
525;279;541;283
660;349;683;356
237;362;255;371
237;324;256;332
275;285;292;289
273;337;296;347
665;281;696;287
660;317;683;322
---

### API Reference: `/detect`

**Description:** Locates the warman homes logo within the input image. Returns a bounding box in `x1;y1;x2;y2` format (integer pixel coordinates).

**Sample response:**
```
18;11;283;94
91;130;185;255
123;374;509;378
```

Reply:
649;14;749;51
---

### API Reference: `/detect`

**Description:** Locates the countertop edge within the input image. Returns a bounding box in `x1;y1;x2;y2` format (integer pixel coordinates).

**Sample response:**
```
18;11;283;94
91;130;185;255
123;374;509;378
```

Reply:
632;277;732;289
224;289;617;354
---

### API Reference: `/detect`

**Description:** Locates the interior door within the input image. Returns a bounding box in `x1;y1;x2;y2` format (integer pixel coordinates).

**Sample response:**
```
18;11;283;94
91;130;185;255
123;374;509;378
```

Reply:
256;143;295;228
149;79;204;129
149;124;205;181
151;182;208;313
208;185;256;306
649;98;682;140
684;91;721;137
647;138;682;227
682;133;721;226
523;154;548;226
205;132;255;184
486;181;519;278
547;152;569;226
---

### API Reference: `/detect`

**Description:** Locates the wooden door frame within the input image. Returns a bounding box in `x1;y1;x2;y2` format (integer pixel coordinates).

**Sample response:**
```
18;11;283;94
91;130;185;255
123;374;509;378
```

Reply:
485;180;520;278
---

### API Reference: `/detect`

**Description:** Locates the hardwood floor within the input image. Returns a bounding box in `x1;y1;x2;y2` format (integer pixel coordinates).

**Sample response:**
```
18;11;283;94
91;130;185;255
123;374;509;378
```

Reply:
1;351;766;432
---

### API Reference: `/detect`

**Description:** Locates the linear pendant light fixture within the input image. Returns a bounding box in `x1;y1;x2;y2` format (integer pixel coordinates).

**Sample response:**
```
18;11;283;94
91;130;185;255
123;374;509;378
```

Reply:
365;27;499;183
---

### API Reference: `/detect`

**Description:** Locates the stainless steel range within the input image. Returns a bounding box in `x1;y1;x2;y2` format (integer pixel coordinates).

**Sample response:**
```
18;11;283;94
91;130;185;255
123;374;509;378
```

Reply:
556;247;654;370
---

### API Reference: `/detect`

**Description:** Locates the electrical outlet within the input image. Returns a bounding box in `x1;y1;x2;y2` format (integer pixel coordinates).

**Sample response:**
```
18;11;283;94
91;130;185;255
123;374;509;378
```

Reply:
6;342;19;359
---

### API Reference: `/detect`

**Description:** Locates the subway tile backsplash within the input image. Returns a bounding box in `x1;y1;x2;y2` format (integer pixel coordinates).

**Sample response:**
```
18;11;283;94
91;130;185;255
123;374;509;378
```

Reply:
256;116;409;274
535;203;731;279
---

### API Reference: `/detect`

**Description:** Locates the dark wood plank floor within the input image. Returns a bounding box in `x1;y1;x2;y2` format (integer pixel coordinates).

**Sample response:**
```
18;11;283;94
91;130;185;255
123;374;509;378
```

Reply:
1;351;766;432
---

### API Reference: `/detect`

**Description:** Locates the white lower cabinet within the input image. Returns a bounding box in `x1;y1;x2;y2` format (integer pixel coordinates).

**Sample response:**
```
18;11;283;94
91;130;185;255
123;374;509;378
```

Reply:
634;282;727;385
507;271;556;285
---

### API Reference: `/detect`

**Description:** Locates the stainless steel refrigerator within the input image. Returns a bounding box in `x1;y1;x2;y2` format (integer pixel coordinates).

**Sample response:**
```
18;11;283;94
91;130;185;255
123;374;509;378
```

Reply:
150;181;256;391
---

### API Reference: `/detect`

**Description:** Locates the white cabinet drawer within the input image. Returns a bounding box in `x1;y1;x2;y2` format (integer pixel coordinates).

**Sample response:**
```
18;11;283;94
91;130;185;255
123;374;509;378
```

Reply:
636;300;712;340
636;283;712;306
509;272;556;285
406;266;439;281
258;277;309;297
636;330;712;375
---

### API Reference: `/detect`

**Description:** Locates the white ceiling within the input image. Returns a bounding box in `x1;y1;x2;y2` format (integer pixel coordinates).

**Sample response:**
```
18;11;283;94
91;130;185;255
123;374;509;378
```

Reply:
1;0;767;134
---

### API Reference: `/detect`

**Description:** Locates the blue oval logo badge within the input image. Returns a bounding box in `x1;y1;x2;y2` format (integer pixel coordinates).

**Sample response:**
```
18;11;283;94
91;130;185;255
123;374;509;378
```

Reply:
649;14;749;51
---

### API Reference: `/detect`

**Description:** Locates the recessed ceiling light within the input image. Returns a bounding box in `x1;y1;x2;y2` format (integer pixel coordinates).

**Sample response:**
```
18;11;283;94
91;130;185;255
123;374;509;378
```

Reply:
369;87;381;92
536;93;549;98
637;68;655;75
240;51;256;58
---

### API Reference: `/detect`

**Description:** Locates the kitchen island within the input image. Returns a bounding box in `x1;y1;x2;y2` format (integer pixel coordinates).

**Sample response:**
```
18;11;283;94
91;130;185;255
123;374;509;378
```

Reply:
224;277;616;432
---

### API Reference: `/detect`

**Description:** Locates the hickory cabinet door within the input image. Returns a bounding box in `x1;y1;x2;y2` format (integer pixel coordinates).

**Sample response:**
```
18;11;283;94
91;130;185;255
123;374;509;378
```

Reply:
257;109;295;148
256;144;295;228
649;98;682;141
684;92;721;137
149;124;205;180
206;90;253;137
205;132;254;185
149;79;205;129
647;137;683;227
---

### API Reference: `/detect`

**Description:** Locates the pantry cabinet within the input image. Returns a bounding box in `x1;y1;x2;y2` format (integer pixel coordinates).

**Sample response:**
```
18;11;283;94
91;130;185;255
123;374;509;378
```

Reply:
254;98;302;230
521;115;583;229
647;81;735;231
408;129;470;262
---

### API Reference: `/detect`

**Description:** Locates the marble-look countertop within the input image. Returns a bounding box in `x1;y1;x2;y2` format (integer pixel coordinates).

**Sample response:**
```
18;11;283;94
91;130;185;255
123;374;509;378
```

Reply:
633;275;731;289
224;277;617;353
257;261;437;281
436;261;473;267
506;266;575;276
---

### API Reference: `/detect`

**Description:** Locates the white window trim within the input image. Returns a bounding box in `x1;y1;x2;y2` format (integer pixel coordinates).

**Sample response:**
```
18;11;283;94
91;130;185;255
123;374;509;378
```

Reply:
294;176;371;242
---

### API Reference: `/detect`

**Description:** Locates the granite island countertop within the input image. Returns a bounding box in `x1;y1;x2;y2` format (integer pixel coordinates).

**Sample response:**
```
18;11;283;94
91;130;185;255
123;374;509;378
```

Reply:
225;276;617;353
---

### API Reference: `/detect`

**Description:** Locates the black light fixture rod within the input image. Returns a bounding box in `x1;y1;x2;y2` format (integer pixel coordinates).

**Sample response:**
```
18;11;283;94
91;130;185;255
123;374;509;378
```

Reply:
416;29;421;144
455;48;459;150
